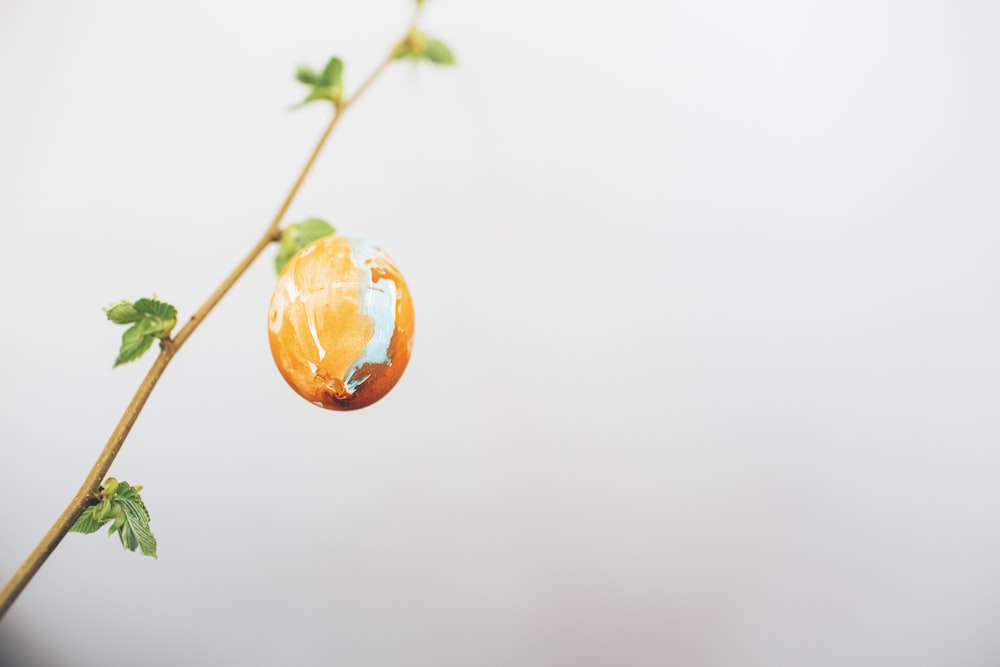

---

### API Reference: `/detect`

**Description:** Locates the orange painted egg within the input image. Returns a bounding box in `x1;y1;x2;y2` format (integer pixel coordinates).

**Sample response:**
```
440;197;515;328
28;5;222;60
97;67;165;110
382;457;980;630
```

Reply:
268;235;414;410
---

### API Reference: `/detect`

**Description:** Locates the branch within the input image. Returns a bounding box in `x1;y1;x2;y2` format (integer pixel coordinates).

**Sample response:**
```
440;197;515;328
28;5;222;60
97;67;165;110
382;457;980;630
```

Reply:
0;6;424;620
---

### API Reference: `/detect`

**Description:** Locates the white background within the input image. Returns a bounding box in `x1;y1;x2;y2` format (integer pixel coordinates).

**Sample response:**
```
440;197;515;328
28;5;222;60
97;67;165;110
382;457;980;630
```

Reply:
1;0;999;665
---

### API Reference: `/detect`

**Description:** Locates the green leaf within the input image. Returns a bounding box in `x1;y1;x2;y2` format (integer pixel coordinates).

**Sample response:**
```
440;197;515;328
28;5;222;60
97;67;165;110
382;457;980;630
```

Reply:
295;218;336;247
424;39;456;65
70;506;107;534
105;301;141;324
115;323;156;367
117;497;157;558
72;478;158;559
275;218;336;274
107;297;177;366
133;298;178;339
106;505;126;536
295;65;320;85
93;498;114;522
320;57;343;88
393;31;456;66
102;478;121;499
292;89;325;109
293;57;344;108
133;297;177;322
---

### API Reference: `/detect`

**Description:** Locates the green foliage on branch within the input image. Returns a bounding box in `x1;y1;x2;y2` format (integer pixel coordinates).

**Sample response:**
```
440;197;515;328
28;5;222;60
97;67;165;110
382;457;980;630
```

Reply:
70;478;158;559
105;297;177;367
393;29;455;65
294;57;345;107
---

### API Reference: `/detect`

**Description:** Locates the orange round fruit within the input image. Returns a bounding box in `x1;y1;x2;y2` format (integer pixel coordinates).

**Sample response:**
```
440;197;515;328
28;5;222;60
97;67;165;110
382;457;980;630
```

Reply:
268;235;414;410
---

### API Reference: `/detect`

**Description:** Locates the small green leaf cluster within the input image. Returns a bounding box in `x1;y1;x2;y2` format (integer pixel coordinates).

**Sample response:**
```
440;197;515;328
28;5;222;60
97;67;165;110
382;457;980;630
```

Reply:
105;298;178;367
70;478;158;559
274;218;336;274
294;57;344;108
393;29;455;65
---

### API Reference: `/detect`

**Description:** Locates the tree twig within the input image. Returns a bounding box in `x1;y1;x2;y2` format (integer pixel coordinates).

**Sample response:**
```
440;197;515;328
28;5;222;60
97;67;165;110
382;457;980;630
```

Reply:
0;7;422;620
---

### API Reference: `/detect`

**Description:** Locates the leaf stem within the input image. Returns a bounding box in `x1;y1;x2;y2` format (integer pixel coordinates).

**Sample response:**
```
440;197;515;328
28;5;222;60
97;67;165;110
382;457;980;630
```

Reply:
0;6;421;619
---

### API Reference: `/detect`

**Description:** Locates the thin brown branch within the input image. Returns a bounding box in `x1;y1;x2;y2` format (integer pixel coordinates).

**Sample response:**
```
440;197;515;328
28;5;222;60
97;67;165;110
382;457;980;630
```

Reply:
342;3;425;110
0;4;421;619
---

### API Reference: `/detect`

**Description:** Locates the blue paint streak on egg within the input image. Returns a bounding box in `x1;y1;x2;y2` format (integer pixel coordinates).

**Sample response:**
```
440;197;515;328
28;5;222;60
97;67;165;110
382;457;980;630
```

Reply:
344;237;398;392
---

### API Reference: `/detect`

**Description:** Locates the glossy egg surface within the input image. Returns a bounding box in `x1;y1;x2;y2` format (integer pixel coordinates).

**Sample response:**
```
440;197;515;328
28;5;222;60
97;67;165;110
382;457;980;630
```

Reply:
268;235;414;410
